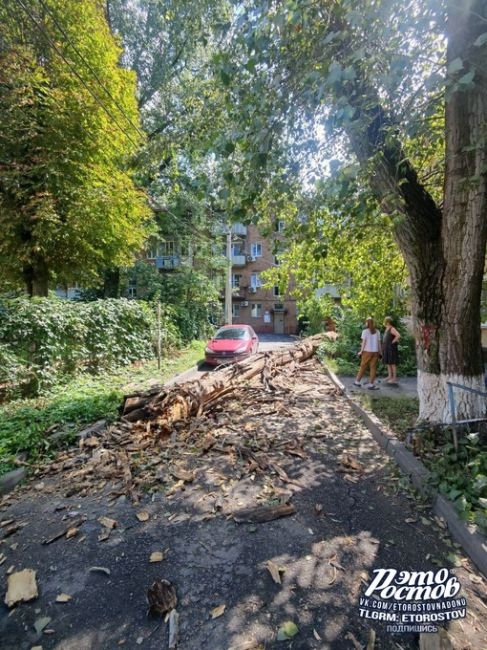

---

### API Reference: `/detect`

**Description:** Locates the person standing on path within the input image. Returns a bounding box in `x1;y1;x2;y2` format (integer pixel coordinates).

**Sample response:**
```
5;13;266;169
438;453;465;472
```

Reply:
354;317;381;390
382;316;401;383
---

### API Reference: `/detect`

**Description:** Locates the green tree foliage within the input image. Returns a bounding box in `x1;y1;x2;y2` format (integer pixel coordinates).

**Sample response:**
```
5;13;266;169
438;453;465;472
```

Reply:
126;260;220;340
211;1;487;420
0;0;150;296
108;0;235;316
261;178;408;319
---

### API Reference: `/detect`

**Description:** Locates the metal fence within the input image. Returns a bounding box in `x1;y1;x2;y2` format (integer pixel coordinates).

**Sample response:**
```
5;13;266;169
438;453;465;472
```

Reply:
446;381;487;450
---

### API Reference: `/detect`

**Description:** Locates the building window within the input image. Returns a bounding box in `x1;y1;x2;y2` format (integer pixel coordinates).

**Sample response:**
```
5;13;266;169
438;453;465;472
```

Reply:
251;303;262;318
147;241;176;258
232;242;244;256
275;220;285;233
273;286;281;297
250;273;262;289
160;241;176;256
274;303;284;311
232;274;242;288
232;303;240;319
128;286;137;298
274;255;281;266
251;243;262;257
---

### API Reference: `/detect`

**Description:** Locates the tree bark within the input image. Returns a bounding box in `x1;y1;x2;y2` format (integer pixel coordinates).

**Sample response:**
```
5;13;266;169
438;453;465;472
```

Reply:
23;258;49;297
426;0;487;422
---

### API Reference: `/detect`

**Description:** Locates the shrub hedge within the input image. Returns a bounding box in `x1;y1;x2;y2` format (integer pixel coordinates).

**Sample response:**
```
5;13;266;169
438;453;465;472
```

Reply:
0;298;168;394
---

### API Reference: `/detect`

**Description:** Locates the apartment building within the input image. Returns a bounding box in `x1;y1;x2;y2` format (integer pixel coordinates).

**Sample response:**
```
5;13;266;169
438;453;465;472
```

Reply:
228;222;298;335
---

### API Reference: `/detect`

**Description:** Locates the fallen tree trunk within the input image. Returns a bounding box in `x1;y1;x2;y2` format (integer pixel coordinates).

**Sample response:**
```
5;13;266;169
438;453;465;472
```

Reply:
121;334;323;436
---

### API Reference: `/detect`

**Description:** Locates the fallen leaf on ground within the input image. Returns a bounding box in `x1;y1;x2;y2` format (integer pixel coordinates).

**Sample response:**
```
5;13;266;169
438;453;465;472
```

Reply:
56;593;72;603
65;527;79;539
232;503;295;523
170;467;195;483
266;560;283;584
4;569;38;607
98;516;117;529
42;517;86;545
2;522;24;539
34;616;51;634
136;511;150;522
89;566;110;576
328;565;337;585
166;480;184;496
313;629;322;641
277;621;299;641
0;519;14;528
147;579;177;617
339;455;364;472
98;528;112;542
367;628;376;650
168;608;179;649
210;604;226;619
149;551;166;563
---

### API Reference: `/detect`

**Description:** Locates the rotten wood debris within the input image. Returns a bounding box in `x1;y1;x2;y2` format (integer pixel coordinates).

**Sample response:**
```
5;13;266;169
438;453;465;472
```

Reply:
2;335;343;506
120;334;324;429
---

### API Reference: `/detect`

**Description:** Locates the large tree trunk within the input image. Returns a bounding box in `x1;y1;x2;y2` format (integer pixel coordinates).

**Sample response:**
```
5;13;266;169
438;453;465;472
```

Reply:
343;2;487;422
418;0;487;422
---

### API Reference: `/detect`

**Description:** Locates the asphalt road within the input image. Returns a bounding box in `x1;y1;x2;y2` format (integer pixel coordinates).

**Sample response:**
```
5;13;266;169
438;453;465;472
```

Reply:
1;357;486;649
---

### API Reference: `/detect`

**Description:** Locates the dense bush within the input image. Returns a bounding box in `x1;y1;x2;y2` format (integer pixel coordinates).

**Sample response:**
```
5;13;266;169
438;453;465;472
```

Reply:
0;297;158;393
318;308;417;376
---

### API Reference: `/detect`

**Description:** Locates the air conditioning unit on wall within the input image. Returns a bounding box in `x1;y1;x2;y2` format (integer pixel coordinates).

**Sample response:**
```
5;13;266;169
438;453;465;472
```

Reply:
249;287;257;293
246;255;256;262
241;301;249;307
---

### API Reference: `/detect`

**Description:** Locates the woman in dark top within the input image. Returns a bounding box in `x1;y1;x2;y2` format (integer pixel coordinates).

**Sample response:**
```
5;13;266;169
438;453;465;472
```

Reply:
382;317;401;383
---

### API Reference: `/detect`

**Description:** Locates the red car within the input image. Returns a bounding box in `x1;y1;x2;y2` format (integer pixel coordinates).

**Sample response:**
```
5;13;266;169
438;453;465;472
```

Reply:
205;324;259;366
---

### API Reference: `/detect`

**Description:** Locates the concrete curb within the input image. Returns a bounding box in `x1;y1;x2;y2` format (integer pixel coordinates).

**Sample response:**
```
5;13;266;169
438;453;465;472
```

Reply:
323;365;487;578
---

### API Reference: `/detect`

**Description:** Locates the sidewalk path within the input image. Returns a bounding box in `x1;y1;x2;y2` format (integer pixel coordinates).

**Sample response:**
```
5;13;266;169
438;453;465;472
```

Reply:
1;360;485;649
340;375;418;399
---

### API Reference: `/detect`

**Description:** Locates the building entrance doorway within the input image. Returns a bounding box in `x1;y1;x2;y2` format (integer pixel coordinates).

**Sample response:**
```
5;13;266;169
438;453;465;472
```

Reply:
274;312;284;334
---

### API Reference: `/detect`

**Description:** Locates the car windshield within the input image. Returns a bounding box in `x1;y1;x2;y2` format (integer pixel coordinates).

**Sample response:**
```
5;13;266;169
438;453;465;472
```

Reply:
214;328;250;340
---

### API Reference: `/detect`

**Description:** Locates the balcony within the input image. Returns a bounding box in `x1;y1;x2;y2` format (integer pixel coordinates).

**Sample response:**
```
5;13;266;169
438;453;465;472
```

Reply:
154;256;180;270
231;254;246;266
231;223;247;236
